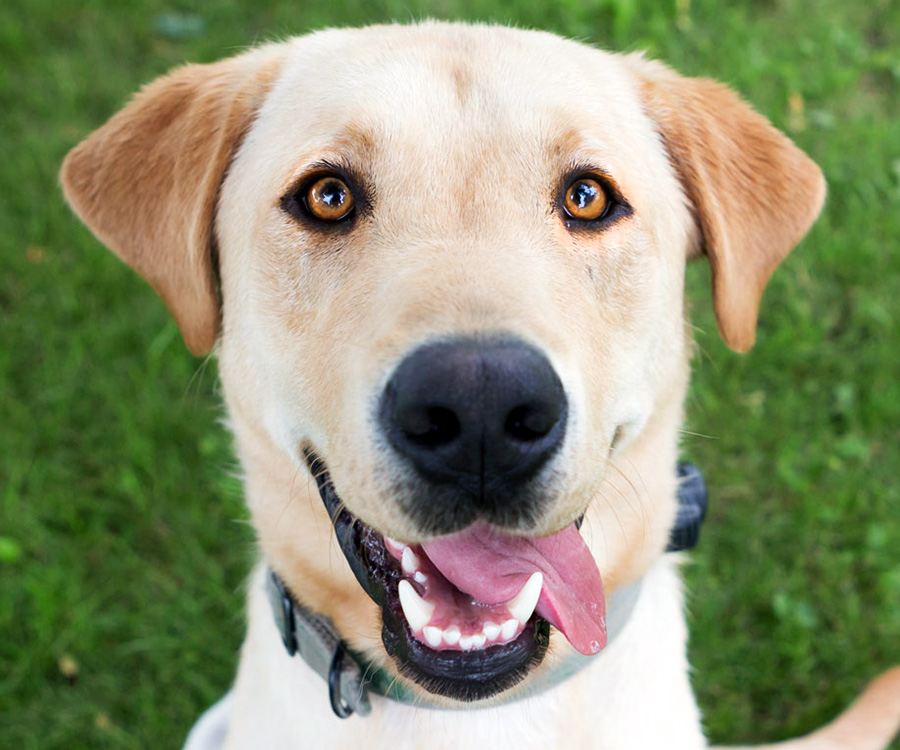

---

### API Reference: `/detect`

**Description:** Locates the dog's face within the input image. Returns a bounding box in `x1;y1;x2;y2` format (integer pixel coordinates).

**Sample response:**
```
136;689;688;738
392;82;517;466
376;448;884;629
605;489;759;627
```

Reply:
61;24;824;703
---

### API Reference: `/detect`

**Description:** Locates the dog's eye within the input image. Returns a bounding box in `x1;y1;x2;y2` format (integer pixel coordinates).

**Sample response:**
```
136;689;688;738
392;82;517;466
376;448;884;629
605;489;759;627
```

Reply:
563;177;610;222
304;176;355;222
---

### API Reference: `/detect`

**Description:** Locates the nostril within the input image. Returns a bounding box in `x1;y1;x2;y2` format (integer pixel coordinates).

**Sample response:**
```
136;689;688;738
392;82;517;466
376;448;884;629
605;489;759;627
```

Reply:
504;404;559;442
398;406;461;448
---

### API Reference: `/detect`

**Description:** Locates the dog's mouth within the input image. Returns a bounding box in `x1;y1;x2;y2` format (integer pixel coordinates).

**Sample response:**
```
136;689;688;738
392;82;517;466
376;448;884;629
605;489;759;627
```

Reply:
305;451;607;702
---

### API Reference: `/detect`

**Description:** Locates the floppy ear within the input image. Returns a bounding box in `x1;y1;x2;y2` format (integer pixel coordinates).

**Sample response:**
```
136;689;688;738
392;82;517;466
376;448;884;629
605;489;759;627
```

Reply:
60;45;285;355
630;57;826;352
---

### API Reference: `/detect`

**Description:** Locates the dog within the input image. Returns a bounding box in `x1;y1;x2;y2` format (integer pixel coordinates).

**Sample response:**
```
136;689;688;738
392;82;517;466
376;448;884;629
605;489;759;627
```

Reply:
60;22;900;750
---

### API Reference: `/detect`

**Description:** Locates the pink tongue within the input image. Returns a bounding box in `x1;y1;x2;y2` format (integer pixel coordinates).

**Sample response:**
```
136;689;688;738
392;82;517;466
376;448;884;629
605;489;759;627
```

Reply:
420;523;606;655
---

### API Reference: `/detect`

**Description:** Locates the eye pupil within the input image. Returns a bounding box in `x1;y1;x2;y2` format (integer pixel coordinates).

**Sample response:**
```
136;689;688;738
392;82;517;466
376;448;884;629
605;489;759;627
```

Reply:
321;183;345;207
572;181;598;209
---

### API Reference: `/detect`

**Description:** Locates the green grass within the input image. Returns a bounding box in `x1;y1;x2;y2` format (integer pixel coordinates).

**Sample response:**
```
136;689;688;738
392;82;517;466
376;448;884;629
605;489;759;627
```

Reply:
2;0;898;747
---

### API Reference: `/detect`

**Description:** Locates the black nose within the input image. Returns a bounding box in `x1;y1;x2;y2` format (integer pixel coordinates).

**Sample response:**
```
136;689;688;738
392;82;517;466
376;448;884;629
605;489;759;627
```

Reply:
379;338;567;497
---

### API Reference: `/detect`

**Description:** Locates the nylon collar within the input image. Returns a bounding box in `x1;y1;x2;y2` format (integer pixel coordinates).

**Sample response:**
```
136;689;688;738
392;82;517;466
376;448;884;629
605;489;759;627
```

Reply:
266;461;708;718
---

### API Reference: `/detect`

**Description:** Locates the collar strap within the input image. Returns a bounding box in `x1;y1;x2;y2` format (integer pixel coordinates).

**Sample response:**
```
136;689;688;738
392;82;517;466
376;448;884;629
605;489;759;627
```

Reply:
267;460;708;718
266;570;372;716
667;461;708;553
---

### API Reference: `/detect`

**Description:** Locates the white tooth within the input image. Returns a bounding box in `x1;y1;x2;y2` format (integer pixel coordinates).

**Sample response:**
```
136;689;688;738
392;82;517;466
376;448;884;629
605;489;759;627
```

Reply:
506;572;543;624
500;618;519;641
414;572;427;584
483;622;501;641
384;536;405;551
401;547;420;574
423;626;443;648
398;580;434;632
443;625;461;646
459;632;488;651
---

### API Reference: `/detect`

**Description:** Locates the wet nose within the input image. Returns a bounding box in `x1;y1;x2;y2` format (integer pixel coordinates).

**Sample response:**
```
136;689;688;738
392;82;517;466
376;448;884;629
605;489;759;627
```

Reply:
378;337;567;497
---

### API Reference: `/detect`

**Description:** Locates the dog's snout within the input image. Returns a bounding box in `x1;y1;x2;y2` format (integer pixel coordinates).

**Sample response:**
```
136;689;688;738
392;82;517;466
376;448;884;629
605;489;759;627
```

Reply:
379;338;567;499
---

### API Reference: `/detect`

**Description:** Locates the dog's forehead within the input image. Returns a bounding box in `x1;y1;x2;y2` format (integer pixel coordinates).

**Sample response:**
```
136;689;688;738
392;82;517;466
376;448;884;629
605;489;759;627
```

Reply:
251;26;661;195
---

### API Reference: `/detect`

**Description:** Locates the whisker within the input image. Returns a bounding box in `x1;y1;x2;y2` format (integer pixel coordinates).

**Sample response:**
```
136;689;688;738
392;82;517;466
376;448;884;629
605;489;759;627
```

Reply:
607;458;651;549
275;463;305;529
677;428;718;440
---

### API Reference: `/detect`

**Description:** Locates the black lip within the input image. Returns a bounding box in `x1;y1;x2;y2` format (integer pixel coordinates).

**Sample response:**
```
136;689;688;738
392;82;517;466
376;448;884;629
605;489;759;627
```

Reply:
304;450;550;701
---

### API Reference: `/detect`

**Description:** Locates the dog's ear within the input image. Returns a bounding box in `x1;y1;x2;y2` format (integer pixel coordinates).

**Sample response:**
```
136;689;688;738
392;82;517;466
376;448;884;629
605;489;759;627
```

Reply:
630;57;826;352
60;46;285;355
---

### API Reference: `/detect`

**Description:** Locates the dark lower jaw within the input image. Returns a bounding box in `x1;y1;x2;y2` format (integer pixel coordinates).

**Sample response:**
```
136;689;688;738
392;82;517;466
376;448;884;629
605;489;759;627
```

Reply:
304;450;550;701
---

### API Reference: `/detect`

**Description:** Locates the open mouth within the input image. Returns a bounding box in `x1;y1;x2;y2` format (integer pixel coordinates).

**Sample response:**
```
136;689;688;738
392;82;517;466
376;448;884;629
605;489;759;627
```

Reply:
305;451;607;701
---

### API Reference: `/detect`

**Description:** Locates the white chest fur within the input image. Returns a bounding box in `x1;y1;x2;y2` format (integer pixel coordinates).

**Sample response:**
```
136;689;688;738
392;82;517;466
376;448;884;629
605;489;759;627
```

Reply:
197;556;705;750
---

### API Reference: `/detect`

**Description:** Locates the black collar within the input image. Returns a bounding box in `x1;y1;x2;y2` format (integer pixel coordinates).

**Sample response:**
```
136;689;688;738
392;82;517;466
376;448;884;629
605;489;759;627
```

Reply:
267;461;708;717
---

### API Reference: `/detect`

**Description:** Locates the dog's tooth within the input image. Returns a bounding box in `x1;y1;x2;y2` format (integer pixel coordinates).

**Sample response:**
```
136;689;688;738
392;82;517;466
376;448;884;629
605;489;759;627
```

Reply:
401;546;420;574
506;571;543;624
458;632;488;651
500;618;519;641
423;626;443;648
442;625;461;646
398;580;434;632
483;621;501;641
414;571;427;584
384;536;405;551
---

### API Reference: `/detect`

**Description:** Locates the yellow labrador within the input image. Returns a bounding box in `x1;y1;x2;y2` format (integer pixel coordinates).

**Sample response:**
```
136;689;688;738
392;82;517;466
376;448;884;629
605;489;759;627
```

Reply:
60;22;900;750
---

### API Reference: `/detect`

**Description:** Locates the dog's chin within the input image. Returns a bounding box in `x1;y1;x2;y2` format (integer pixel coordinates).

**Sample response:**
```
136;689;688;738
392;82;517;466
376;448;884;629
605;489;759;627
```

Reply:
305;451;551;702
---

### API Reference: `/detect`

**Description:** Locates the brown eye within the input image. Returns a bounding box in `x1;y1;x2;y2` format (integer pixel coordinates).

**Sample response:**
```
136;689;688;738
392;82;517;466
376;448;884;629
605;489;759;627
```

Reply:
563;177;609;221
306;176;355;221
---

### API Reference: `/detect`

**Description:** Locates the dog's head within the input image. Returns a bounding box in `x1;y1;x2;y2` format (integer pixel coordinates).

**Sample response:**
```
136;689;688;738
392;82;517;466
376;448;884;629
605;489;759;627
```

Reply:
61;24;824;704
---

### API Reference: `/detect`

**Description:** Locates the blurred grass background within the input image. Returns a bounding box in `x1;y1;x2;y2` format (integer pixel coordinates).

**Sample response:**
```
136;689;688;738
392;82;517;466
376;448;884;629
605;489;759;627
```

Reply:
1;0;898;747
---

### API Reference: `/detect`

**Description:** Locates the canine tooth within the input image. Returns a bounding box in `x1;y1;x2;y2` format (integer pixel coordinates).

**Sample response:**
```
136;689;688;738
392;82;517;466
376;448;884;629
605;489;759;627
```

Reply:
506;572;543;624
443;625;461;646
423;626;443;648
483;622;501;641
398;580;434;632
500;618;519;641
414;572;427;584
401;547;420;574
